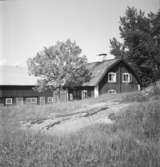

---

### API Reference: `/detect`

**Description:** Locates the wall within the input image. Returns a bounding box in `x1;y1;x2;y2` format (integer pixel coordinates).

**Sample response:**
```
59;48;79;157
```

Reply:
0;86;68;105
99;62;139;94
68;86;94;100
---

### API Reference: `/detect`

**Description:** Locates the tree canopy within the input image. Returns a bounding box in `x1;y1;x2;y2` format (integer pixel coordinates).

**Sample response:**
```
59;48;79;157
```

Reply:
110;7;160;86
27;39;91;92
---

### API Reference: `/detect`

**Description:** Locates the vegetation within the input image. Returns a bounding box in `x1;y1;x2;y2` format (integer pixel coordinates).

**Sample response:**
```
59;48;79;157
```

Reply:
0;88;160;166
1;6;160;167
110;7;160;86
27;39;91;92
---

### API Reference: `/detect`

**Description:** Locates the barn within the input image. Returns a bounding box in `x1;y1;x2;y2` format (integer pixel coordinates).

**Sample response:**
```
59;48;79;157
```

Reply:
0;59;141;105
0;65;67;106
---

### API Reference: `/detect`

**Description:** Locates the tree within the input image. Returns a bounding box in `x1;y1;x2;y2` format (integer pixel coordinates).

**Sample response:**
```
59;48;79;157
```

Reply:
110;7;160;86
27;39;91;92
109;37;127;59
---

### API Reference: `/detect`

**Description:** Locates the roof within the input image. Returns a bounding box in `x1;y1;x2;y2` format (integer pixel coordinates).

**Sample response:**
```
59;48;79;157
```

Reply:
83;59;119;86
0;59;140;87
0;65;37;86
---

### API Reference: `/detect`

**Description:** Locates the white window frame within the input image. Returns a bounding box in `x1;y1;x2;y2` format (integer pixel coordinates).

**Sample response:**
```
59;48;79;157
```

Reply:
31;98;37;103
47;97;54;103
5;98;13;105
25;97;37;104
108;89;117;94
108;72;116;83
39;97;45;104
122;73;132;83
16;97;23;105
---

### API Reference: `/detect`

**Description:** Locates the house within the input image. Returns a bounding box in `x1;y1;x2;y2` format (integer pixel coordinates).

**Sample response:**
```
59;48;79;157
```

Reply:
68;59;141;100
0;59;141;105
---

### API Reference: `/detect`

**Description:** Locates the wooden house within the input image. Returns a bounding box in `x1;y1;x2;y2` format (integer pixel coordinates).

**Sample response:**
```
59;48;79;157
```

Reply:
68;59;141;100
0;59;141;105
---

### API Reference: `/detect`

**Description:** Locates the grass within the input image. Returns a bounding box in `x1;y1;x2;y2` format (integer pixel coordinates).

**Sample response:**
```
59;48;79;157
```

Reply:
0;90;160;166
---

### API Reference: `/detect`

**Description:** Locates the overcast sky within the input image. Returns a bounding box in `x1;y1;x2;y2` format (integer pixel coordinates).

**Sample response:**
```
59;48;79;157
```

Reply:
0;0;159;66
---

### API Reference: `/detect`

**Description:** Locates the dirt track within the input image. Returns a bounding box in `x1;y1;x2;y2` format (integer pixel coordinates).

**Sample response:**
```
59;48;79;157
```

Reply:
21;100;130;136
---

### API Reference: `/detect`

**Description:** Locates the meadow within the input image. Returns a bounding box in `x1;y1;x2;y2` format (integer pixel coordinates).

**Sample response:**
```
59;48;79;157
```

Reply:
0;87;160;167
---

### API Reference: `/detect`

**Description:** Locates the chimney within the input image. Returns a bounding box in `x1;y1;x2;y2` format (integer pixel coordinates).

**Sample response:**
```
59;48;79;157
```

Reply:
98;53;108;61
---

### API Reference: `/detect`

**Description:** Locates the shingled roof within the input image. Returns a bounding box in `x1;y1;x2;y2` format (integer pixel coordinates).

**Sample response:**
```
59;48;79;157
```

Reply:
0;59;138;87
83;59;119;86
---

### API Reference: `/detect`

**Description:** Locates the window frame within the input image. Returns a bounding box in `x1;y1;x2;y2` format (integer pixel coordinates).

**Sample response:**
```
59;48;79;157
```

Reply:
108;72;117;83
5;98;13;105
122;73;132;83
39;97;46;104
47;97;54;103
108;89;117;94
25;97;37;104
16;97;23;105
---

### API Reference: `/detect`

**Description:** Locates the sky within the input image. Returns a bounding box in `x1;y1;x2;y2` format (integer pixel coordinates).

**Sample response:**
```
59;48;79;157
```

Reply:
0;0;160;66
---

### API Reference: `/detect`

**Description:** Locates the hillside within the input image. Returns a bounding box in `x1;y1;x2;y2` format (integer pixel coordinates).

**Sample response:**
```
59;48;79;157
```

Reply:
20;95;131;135
0;89;160;167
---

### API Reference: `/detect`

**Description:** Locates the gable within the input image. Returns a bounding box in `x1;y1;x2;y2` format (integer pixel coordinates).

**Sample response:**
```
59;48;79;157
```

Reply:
83;59;118;86
83;59;141;86
106;61;139;82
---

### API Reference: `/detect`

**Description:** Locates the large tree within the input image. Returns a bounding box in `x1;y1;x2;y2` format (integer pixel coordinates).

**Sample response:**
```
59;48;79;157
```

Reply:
110;7;160;86
27;39;91;92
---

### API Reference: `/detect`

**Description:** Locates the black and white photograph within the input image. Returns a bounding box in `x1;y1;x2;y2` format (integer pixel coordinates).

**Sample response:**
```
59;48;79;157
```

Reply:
0;0;160;166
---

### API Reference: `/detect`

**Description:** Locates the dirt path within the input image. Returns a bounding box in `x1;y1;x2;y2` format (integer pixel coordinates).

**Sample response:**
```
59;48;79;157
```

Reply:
21;101;130;136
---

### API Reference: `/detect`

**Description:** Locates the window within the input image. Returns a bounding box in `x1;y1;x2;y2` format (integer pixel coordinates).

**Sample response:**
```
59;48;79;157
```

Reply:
5;98;13;105
122;73;132;83
108;89;117;94
47;97;54;103
40;97;45;105
25;97;37;104
108;72;116;83
16;97;23;105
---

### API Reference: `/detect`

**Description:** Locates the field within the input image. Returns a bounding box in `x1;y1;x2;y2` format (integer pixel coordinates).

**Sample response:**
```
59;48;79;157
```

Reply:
0;87;160;167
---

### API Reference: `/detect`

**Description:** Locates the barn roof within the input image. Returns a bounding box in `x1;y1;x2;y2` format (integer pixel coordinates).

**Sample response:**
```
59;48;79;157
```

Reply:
0;65;37;86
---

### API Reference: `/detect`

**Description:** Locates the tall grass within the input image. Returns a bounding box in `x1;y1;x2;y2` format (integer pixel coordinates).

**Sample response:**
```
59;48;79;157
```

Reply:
0;93;160;166
1;120;160;167
122;85;160;102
